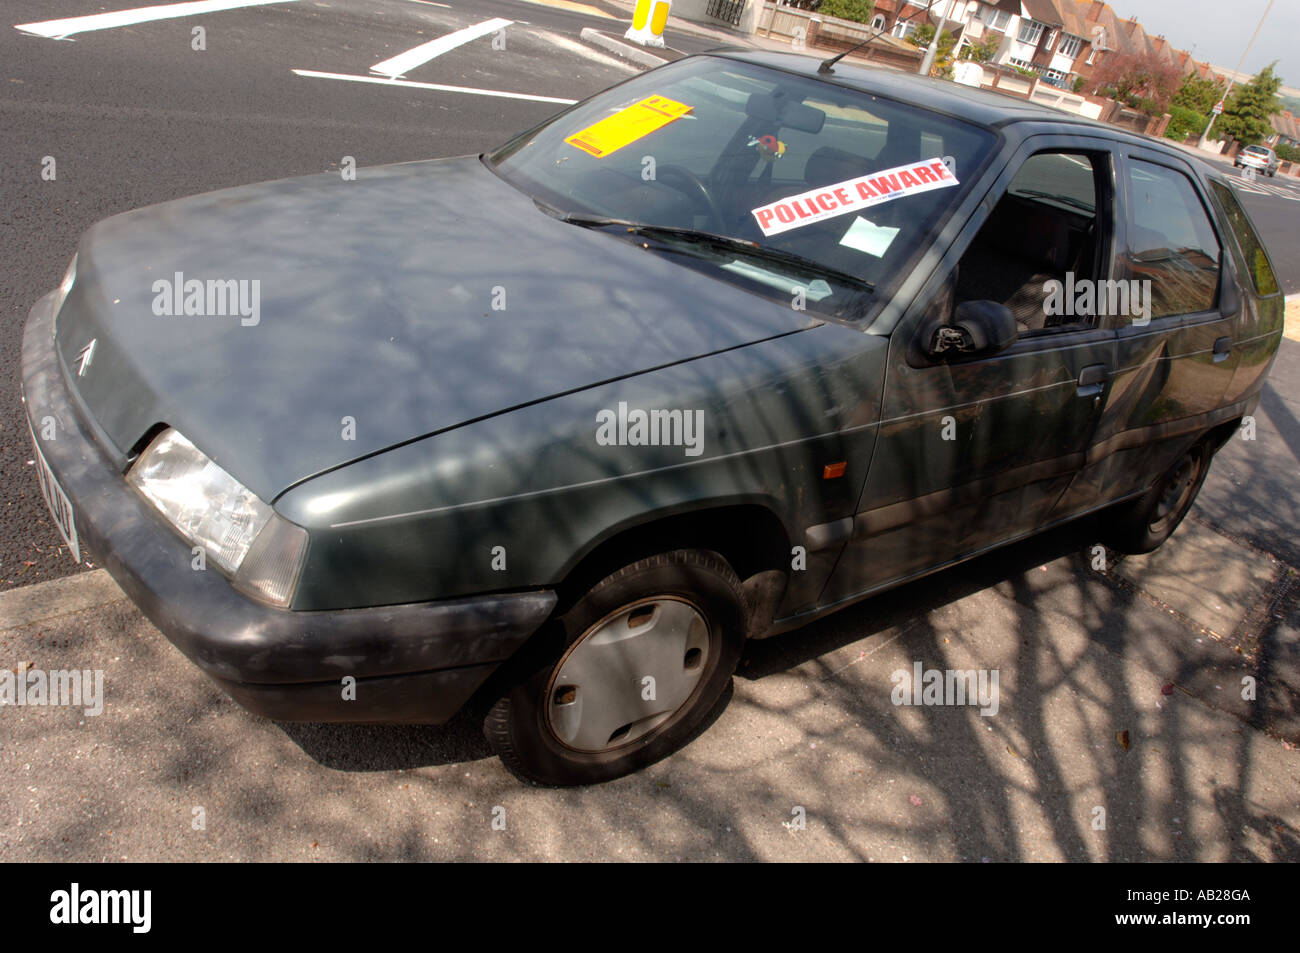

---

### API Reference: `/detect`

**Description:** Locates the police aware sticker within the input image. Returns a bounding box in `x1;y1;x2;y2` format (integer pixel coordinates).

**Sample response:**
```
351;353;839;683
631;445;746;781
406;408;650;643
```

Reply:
751;157;958;237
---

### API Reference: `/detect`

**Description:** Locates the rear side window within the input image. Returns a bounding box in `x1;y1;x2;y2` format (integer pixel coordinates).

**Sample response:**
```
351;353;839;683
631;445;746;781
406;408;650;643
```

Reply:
1125;159;1221;318
1209;180;1280;296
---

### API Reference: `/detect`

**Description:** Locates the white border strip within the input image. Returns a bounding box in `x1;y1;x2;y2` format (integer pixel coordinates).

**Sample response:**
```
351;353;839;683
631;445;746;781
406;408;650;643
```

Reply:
16;0;298;39
291;69;576;104
370;17;513;78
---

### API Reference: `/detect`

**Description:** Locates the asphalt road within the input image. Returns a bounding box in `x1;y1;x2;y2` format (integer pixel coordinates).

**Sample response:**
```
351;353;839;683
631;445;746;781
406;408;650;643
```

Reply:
1;0;1298;863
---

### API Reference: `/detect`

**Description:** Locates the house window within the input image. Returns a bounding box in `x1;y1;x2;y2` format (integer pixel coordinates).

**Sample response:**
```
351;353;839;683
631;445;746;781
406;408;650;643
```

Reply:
1008;57;1034;70
1045;68;1068;81
1047;30;1058;47
1018;19;1044;44
980;6;1010;31
892;20;917;39
1059;34;1082;58
871;14;886;31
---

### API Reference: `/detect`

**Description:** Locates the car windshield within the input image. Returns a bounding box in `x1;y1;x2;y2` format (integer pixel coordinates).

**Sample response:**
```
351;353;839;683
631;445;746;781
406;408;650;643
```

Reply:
1244;146;1268;155
489;55;997;320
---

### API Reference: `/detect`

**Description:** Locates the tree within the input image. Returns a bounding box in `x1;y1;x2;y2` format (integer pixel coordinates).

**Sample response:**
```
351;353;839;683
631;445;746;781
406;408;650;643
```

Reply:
1172;73;1226;115
1087;51;1181;111
1164;105;1207;142
819;0;875;23
1275;142;1300;162
909;25;956;76
1217;63;1284;145
961;36;999;63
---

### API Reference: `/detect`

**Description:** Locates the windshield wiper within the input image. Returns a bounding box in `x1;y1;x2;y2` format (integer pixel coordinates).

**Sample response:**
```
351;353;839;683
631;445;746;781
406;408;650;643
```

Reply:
562;213;875;294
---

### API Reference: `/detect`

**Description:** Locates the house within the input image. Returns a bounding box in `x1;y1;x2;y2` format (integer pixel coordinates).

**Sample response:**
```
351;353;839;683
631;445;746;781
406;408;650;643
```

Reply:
954;1;1092;88
1269;111;1300;149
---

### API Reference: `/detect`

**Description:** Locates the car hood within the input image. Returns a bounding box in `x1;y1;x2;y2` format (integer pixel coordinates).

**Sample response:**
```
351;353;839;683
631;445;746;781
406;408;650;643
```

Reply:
54;156;817;501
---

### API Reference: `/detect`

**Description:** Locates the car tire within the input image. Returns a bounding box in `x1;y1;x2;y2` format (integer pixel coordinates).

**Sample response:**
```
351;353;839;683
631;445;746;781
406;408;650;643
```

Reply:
483;549;747;785
1103;440;1213;555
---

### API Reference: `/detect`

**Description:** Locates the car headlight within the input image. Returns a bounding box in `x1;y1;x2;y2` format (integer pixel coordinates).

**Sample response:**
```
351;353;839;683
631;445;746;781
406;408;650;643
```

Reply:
128;428;307;607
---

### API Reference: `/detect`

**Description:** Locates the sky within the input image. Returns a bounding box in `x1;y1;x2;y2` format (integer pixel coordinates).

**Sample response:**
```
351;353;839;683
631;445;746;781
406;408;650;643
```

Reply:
1107;0;1294;87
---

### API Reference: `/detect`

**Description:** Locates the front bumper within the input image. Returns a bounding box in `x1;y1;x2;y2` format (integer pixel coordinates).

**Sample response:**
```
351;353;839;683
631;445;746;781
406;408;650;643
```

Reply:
20;289;557;723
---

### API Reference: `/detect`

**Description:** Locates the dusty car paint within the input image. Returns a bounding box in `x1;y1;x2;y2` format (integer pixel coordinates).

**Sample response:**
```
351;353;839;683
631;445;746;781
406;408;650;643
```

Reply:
21;51;1283;739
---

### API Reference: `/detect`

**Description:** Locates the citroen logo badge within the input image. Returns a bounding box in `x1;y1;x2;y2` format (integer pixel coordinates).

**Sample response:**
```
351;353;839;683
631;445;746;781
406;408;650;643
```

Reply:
77;339;96;377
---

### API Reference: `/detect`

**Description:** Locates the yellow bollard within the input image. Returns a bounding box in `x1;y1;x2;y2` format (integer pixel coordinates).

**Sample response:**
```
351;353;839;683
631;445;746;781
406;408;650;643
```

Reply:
624;0;671;49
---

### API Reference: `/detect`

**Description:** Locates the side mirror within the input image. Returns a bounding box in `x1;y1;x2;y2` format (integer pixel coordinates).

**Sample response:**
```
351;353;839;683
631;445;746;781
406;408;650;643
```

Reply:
927;300;1018;358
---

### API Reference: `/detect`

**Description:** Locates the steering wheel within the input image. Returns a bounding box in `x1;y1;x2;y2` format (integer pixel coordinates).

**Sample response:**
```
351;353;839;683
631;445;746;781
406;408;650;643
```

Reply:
655;163;727;233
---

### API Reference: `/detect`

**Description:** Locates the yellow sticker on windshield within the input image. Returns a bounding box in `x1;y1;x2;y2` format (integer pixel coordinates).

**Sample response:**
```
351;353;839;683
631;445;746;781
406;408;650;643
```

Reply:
565;95;692;158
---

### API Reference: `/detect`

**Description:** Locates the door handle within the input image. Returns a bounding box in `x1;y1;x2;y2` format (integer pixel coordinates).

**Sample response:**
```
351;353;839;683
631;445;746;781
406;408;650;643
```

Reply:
1077;364;1108;398
1213;336;1232;363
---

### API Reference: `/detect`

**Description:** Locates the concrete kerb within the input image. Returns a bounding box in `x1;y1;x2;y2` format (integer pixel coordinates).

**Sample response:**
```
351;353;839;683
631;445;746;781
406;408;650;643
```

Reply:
0;569;125;630
579;27;669;68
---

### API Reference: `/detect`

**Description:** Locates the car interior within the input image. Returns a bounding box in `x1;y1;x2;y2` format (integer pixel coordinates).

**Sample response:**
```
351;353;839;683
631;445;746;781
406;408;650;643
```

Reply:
953;152;1106;334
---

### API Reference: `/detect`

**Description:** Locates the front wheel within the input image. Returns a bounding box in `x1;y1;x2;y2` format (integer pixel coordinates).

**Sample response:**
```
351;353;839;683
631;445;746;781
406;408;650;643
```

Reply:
1103;441;1212;554
484;549;746;785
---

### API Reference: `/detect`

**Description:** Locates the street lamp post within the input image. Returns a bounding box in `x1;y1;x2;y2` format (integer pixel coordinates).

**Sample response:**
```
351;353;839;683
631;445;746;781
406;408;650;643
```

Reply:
1198;0;1273;149
919;0;954;76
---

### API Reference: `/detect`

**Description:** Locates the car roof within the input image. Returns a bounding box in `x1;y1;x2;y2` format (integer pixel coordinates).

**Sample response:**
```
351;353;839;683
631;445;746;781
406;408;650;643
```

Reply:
707;49;1221;176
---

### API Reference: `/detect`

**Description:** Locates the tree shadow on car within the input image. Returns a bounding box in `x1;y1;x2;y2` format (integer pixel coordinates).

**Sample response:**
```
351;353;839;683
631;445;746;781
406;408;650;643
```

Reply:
739;513;1105;680
274;513;1105;774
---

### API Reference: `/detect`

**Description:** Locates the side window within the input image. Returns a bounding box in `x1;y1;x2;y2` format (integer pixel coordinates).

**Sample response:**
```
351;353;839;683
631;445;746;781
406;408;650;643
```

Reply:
1125;160;1221;318
954;151;1106;335
1208;180;1279;296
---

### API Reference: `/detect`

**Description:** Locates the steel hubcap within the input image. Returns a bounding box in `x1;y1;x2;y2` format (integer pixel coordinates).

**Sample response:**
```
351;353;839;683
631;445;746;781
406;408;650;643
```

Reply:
545;597;710;753
1152;455;1197;526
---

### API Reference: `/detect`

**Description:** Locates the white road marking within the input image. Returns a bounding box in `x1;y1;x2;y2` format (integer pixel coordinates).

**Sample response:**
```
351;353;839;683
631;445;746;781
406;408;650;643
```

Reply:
535;28;637;73
370;17;512;78
15;0;299;39
291;68;576;104
398;0;452;6
1228;177;1300;201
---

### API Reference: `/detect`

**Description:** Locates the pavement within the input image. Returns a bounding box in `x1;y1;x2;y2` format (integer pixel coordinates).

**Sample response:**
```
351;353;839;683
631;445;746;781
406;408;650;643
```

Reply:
1;0;1299;862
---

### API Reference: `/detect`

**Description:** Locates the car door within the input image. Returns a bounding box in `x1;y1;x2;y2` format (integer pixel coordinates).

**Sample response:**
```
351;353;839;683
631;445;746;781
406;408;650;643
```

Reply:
820;135;1120;607
1082;147;1239;506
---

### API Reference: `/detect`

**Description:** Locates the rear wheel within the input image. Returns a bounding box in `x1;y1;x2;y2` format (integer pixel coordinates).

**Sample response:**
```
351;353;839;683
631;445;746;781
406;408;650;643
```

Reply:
484;549;746;785
1103;440;1212;554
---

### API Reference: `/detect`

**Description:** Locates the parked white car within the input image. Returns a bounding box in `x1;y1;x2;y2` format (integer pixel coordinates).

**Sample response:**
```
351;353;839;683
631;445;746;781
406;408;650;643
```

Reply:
1235;145;1280;177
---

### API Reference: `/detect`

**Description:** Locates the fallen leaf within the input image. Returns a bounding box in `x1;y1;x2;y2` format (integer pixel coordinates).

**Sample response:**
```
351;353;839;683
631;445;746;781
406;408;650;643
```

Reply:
1160;683;1174;696
1116;729;1131;751
908;794;923;807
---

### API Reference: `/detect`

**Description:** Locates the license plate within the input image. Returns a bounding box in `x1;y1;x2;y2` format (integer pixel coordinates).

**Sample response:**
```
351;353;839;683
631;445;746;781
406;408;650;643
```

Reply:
30;425;80;563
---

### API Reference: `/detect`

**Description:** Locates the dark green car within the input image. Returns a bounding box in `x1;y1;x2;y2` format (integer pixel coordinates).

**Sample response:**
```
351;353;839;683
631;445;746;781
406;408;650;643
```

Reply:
22;51;1283;785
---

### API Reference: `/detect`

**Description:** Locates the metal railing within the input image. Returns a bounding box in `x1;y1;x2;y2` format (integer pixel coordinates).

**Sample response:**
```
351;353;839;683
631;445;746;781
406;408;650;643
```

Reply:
706;0;748;27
